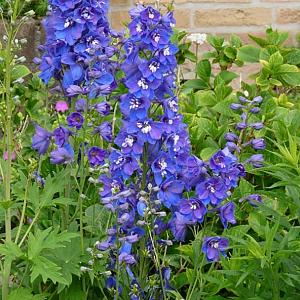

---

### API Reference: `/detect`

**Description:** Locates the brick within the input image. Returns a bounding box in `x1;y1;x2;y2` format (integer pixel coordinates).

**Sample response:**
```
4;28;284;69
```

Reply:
174;9;191;28
194;8;272;27
277;9;300;24
262;0;299;2
181;0;250;2
110;10;131;30
110;0;131;5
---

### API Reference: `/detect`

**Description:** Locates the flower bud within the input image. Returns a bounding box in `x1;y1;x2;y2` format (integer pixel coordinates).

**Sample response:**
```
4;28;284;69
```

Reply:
251;138;266;150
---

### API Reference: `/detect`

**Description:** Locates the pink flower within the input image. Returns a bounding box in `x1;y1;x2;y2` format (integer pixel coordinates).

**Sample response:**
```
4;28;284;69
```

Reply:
4;151;16;161
55;101;69;113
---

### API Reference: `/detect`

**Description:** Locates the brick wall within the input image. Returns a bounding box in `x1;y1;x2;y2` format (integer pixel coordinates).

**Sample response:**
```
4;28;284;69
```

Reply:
110;0;300;45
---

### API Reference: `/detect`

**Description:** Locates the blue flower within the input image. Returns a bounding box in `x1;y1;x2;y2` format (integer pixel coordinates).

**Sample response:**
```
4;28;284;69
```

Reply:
179;198;207;223
110;151;139;179
114;132;143;156
32;125;52;155
126;119;164;145
50;143;74;164
151;153;176;185
202;236;229;262
53;126;71;147
158;179;185;208
196;177;228;206
94;121;112;142
209;148;237;174
67;112;84;129
87;146;107;167
120;94;150;121
219;202;236;228
169;212;193;241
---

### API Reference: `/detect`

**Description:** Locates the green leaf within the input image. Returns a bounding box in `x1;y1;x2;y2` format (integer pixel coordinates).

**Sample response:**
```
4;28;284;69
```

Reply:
200;147;218;161
11;65;31;81
196;59;211;81
285;49;300;65
269;51;283;68
8;288;44;300
277;64;300;86
217;71;239;84
182;79;210;90
207;35;224;50
212;97;235;116
194;90;216;107
30;256;68;284
28;228;78;260
230;34;243;48
248;34;268;47
224;46;237;60
237;45;260;62
0;241;23;260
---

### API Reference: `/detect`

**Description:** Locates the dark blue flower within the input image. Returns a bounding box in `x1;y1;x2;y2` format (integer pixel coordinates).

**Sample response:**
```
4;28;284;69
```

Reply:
196;177;227;206
179;198;206;223
169;212;193;241
53;126;71;147
209;148;237;174
87;146;107;167
202;236;229;262
251;138;266;150
50;143;74;164
219;202;236;228
32;125;52;155
151;153;176;185
94;121;112;142
67;112;84;129
94;102;111;116
114;132;143;156
157;179;185;208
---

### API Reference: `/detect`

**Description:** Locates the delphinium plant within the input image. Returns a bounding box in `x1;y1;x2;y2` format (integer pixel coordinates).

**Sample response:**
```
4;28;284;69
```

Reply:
31;0;121;253
86;3;266;300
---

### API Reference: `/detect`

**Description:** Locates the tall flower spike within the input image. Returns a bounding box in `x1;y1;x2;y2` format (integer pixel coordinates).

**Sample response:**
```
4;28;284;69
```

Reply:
39;0;117;97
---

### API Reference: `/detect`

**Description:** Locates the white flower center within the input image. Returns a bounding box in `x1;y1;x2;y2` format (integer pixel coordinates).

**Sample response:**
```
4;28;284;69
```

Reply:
122;136;134;148
190;204;197;210
138;79;148;90
82;9;91;19
91;39;100;49
173;134;179;145
129;97;140;109
64;18;72;28
212;242;219;249
137;121;152;134
168;100;178;112
149;13;154;19
158;159;167;176
149;62;159;73
208;185;216;193
154;34;160;43
136;23;142;33
164;47;170;56
115;157;124;165
111;182;120;194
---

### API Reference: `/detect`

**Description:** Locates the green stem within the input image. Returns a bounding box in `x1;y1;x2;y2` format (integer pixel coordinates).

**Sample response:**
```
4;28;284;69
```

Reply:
14;176;30;244
2;1;19;295
147;224;167;300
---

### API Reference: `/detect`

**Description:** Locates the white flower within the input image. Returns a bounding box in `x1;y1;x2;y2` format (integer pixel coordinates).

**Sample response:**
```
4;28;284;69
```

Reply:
187;33;207;45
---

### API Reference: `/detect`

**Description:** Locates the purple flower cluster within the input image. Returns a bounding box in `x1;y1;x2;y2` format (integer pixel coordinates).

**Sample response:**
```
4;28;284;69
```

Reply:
96;6;246;297
226;95;265;168
32;123;75;164
32;0;115;169
38;0;118;98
